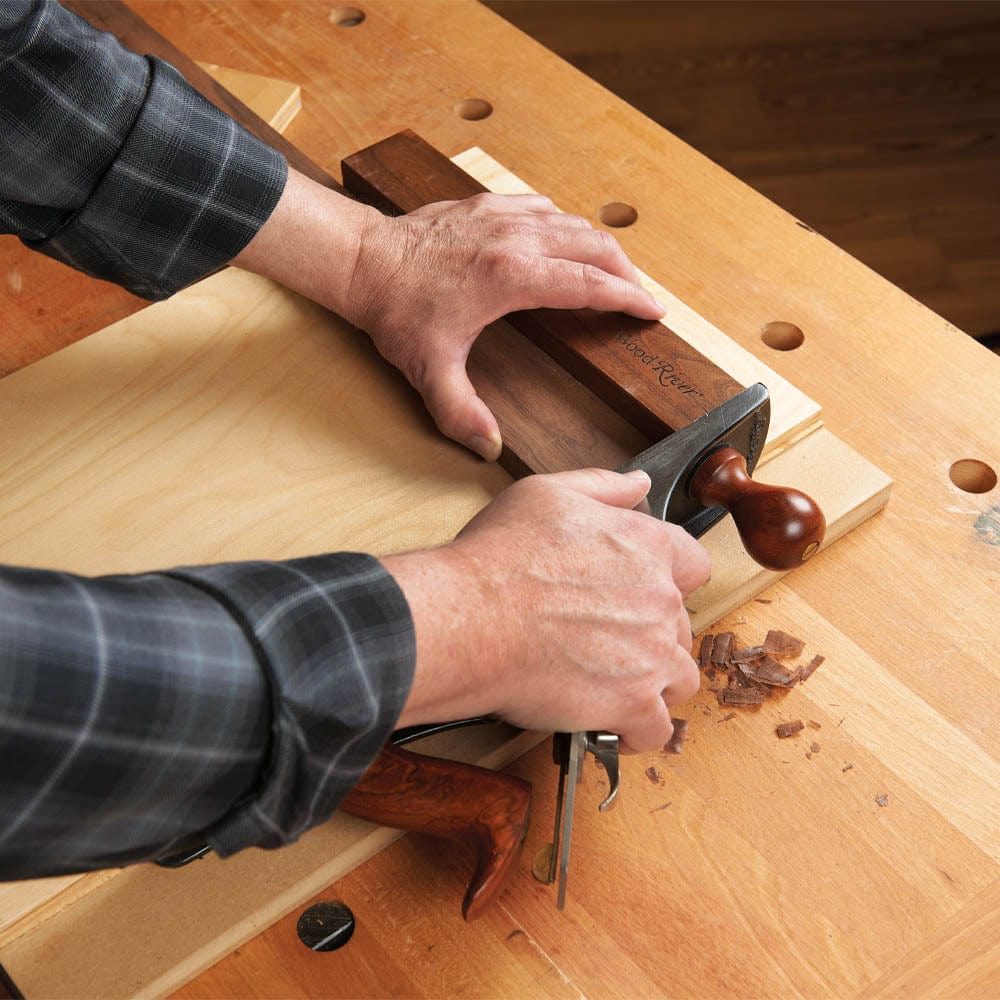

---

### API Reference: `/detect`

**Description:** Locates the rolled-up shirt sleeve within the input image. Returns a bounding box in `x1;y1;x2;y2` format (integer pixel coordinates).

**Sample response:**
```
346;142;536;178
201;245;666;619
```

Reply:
0;554;415;880
0;0;287;299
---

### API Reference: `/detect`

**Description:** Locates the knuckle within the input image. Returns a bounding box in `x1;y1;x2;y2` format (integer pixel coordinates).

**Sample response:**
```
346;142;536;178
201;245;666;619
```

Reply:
594;228;620;253
579;262;611;291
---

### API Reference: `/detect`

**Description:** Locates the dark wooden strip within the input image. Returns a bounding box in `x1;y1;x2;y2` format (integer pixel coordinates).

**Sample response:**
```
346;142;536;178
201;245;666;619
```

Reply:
342;129;745;438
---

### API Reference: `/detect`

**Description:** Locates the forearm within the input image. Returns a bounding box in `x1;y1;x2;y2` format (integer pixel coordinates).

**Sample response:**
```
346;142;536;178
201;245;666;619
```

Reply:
0;553;414;879
1;0;287;299
231;167;379;317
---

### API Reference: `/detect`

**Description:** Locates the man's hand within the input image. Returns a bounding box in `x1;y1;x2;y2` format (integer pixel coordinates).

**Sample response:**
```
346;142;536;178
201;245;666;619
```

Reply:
234;170;665;460
385;468;711;753
343;194;665;460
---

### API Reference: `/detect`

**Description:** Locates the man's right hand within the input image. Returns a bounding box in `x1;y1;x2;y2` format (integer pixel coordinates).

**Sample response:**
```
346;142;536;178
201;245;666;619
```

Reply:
384;467;711;753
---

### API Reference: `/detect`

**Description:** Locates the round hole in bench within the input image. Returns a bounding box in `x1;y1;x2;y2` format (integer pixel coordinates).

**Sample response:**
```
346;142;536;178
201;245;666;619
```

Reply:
598;202;638;228
455;98;493;121
761;321;805;351
330;7;365;26
949;458;997;494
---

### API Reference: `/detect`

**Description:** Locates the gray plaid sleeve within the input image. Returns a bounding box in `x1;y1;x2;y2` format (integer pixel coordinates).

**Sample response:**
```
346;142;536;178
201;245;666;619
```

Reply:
0;0;287;299
0;554;415;879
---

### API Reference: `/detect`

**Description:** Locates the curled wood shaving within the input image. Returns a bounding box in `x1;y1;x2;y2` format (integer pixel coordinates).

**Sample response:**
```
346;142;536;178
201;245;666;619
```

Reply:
775;719;805;738
718;687;766;706
763;630;806;659
695;627;828;717
743;654;798;687
799;654;825;683
710;632;734;666
698;635;715;669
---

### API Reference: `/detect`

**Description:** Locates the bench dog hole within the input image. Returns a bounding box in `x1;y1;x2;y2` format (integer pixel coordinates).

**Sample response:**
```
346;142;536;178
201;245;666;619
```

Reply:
455;98;493;120
598;202;638;228
297;901;356;952
330;7;364;26
761;321;805;351
949;458;997;494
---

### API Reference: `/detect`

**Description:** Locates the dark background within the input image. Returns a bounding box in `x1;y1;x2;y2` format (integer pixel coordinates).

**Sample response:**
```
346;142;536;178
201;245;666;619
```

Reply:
486;1;1000;349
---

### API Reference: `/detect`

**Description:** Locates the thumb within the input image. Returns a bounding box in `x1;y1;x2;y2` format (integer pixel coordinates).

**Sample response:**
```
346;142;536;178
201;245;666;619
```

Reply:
421;358;502;461
544;467;652;510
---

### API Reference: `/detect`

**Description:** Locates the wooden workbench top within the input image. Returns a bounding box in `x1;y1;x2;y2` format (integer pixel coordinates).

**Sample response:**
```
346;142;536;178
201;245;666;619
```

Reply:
2;2;997;997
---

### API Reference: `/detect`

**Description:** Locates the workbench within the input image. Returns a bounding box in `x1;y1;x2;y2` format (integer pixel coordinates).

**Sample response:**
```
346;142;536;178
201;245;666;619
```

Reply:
2;2;998;997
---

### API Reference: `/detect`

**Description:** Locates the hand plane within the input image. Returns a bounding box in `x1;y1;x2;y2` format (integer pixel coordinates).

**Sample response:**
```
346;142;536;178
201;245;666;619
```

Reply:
343;381;824;915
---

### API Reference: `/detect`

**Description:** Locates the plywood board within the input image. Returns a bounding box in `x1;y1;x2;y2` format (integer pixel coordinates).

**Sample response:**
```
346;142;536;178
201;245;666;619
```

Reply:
197;63;301;133
0;154;888;997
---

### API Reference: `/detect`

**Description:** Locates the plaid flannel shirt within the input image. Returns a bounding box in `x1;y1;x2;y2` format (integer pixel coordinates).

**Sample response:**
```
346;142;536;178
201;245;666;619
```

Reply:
0;1;417;879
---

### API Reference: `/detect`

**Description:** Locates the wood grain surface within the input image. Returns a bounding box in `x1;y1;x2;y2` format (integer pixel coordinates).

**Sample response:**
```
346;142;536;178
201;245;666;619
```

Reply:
1;2;998;997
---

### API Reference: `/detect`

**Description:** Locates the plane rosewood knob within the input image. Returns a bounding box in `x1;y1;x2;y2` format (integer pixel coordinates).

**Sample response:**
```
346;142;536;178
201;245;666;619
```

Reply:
689;447;826;570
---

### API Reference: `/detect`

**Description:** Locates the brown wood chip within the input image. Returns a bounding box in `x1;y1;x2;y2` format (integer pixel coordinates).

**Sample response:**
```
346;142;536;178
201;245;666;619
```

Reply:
645;765;662;785
718;712;738;723
732;645;766;664
775;719;805;738
798;654;825;682
710;632;734;666
876;793;889;807
808;720;822;729
718;687;766;706
755;598;773;604
664;718;688;754
842;763;854;772
810;741;821;753
745;654;798;687
698;634;715;669
763;630;806;659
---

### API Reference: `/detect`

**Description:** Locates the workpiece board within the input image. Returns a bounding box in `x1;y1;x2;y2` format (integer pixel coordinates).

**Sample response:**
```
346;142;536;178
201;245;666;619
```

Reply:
0;155;888;997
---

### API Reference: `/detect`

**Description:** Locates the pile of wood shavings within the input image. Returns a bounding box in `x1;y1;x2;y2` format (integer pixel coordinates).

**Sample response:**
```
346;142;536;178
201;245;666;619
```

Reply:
698;629;824;709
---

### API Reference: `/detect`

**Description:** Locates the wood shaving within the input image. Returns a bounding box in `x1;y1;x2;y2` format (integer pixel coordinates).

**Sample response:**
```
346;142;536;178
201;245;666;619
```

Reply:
799;654;825;682
695;627;829;723
876;793;889;807
645;765;663;785
763;630;806;659
718;686;766;706
710;632;734;666
775;719;805;738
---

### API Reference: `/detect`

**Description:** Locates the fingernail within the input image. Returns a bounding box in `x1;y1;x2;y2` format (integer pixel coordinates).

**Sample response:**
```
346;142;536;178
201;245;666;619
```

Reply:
625;469;650;483
470;432;502;462
653;298;668;314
